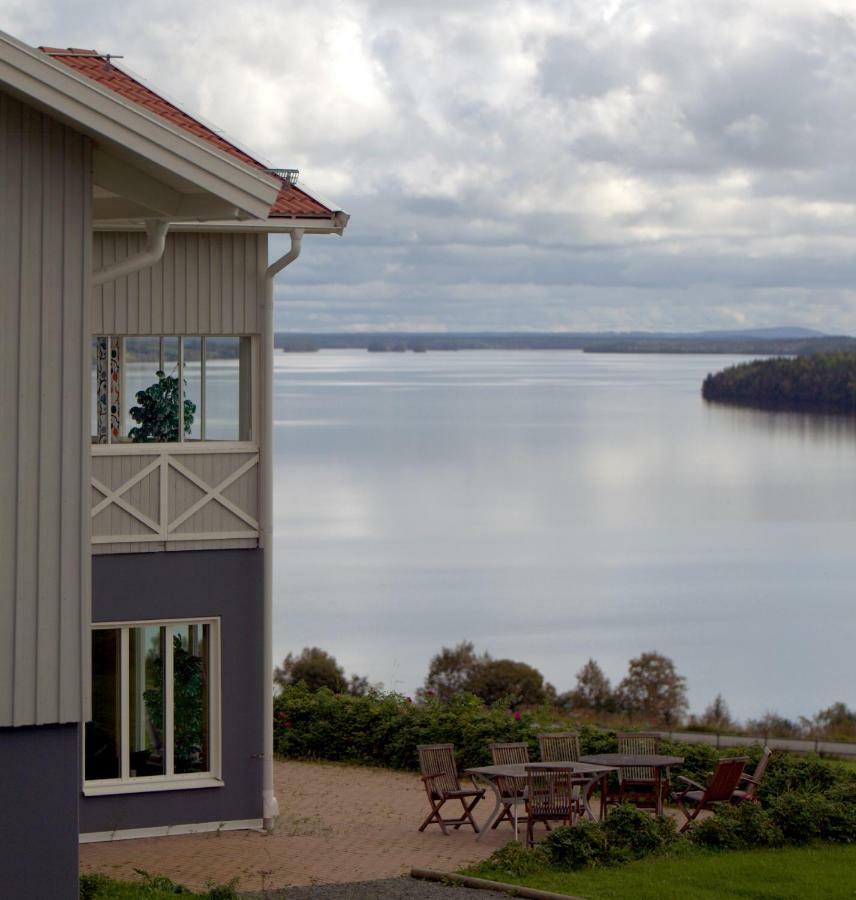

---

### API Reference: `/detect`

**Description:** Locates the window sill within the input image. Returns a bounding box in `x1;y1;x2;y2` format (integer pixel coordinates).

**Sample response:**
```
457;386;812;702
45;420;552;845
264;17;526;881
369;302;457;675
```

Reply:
83;775;224;797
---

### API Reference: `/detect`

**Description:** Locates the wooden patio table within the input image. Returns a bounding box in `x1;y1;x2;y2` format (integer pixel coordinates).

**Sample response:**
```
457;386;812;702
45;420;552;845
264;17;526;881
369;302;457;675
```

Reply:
579;753;684;816
464;761;617;841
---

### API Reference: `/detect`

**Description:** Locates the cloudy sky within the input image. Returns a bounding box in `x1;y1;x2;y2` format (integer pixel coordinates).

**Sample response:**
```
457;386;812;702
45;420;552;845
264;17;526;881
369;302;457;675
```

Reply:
7;0;856;332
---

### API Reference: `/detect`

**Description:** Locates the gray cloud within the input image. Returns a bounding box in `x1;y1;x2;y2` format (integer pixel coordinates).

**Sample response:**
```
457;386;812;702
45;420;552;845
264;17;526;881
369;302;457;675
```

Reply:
8;0;856;331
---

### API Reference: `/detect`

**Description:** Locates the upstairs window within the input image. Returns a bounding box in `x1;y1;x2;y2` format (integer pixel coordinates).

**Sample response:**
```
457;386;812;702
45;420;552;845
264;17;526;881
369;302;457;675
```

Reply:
91;336;253;444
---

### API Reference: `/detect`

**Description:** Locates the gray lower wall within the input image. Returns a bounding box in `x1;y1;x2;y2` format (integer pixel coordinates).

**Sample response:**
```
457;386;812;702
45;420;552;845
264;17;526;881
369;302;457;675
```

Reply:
0;723;80;898
81;549;264;833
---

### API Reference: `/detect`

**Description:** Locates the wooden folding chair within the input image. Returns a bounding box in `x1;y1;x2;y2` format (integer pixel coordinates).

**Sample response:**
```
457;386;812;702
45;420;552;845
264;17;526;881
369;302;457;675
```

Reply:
417;743;485;835
613;732;665;810
672;756;750;832
537;732;581;762
732;746;772;804
524;765;587;848
489;741;529;836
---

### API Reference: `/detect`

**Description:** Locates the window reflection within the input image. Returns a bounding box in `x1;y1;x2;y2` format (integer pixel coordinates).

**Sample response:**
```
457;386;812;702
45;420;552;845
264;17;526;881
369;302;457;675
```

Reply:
173;623;209;774
129;625;165;777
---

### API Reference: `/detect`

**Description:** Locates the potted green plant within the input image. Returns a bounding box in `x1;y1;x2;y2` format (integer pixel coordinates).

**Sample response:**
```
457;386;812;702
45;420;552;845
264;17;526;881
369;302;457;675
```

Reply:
128;370;196;442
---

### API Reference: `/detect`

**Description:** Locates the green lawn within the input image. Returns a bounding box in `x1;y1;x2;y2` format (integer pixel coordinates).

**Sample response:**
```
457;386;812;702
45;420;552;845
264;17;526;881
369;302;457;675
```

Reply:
468;844;856;900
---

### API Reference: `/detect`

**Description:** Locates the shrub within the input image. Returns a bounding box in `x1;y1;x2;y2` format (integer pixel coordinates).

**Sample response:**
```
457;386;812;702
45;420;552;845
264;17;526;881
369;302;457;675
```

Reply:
602;803;666;858
273;684;535;770
79;871;238;898
544;821;609;870
79;874;112;900
479;840;549;877
769;792;823;844
760;754;854;803
578;724;618;755
688;803;782;850
688;812;745;850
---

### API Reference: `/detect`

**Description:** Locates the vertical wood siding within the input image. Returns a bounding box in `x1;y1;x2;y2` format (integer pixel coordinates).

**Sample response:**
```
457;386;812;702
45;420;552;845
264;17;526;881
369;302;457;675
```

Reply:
92;232;266;335
0;91;91;727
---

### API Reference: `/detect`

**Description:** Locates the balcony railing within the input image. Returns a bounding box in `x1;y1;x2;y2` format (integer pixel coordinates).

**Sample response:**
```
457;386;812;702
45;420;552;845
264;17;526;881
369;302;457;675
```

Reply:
91;442;259;553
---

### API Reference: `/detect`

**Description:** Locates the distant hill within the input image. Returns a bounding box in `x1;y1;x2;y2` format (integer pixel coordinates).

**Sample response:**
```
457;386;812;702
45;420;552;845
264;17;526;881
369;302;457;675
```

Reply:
274;328;854;356
695;327;827;340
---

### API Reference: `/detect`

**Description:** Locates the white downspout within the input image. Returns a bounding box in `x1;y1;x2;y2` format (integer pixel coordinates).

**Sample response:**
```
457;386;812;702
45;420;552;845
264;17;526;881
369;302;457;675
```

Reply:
93;219;170;286
261;228;303;832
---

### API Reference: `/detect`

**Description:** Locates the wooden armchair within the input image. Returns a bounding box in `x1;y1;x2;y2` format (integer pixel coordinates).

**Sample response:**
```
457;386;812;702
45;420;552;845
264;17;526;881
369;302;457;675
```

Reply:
417;743;485;835
524;765;587;848
537;732;581;762
672;756;750;832
489;742;529;833
733;746;772;804
614;732;665;810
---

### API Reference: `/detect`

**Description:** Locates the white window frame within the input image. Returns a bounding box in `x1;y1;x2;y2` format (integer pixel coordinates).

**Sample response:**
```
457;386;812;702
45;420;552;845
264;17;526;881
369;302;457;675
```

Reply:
83;617;223;796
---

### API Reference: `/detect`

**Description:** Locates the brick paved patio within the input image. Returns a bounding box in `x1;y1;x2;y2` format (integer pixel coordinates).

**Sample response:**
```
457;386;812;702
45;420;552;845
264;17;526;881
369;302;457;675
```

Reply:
79;760;511;892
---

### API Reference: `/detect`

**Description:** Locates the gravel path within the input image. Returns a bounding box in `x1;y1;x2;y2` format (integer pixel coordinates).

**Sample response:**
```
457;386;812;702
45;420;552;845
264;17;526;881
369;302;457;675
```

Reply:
248;875;505;899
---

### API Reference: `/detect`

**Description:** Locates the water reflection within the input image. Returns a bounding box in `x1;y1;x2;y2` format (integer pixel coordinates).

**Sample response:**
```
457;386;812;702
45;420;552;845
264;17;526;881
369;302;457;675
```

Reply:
272;351;856;720
704;401;856;445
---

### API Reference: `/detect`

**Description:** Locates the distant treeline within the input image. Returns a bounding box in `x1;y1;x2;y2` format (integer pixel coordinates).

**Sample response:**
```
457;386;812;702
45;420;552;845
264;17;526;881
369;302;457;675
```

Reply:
703;352;856;414
274;331;856;356
121;336;239;362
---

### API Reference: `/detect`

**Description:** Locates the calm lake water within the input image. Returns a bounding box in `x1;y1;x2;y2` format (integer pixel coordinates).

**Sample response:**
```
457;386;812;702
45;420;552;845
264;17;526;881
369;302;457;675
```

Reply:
271;349;856;721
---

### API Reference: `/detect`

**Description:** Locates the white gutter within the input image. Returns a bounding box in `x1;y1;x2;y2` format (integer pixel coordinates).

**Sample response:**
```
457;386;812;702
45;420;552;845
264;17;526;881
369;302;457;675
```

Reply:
97;211;351;235
92;219;169;286
261;228;303;832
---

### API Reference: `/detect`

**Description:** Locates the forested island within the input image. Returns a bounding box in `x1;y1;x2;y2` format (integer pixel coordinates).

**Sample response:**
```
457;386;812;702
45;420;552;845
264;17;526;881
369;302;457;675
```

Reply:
702;352;856;413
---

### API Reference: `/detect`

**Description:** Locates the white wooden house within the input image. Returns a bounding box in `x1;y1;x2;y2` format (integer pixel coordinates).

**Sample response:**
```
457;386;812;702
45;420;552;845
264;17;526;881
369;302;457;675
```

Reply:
0;33;347;896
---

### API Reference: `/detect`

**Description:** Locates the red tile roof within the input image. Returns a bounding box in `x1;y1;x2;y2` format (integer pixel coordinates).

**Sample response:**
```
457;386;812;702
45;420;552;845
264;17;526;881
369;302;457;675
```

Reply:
40;47;336;220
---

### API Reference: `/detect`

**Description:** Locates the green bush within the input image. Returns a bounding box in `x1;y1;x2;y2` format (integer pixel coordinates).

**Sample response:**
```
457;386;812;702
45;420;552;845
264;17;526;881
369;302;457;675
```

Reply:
760;754;855;803
273;684;536;770
479;840;549;877
688;812;745;850
79;870;238;898
767;792;856;845
80;874;112;900
544;821;610;869
688;803;783;850
602;804;668;858
769;792;824;844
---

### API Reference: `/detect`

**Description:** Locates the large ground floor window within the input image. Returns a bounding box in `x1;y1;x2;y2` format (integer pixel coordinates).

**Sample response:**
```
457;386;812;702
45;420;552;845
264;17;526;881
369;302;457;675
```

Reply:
84;619;221;795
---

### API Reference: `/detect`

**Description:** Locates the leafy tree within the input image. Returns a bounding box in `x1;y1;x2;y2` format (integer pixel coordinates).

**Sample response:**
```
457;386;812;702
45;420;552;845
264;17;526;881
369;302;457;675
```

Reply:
466;658;550;708
693;693;735;731
273;647;372;697
745;711;802;739
274;647;346;693
812;702;856;740
616;651;688;726
422;640;488;701
128;370;195;442
347;673;372;698
566;658;615;712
